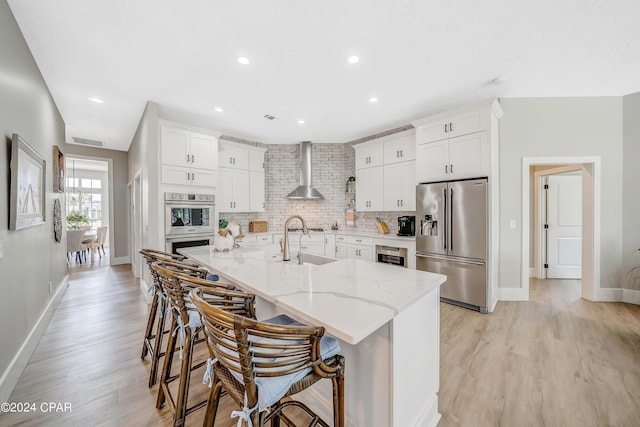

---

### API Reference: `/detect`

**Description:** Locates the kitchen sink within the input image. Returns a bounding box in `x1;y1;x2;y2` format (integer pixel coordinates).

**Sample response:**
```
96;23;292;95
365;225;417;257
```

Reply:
294;252;338;266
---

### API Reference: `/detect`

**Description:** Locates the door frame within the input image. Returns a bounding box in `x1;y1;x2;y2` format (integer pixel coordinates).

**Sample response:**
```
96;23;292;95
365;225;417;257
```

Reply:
65;154;115;265
533;164;583;279
522;156;600;301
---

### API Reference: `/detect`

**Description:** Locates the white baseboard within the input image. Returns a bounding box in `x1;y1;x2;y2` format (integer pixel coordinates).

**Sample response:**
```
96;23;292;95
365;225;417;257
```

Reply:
596;288;623;302
622;289;640;305
415;394;441;427
0;275;69;403
111;255;130;265
497;287;529;301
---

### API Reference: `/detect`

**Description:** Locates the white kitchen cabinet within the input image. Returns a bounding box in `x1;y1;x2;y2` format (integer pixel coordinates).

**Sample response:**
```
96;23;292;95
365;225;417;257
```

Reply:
249;171;265;212
415;107;486;144
335;243;347;260
355;129;415;213
218;141;266;213
413;100;501;183
218;168;250;212
347;245;373;261
415;132;488;183
383;160;416;211
219;143;249;170
383;134;416;164
324;234;336;258
355;166;383;212
355;143;383;170
160;123;219;186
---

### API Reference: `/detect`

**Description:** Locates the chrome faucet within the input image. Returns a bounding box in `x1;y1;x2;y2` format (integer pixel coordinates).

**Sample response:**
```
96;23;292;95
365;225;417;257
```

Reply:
283;215;309;261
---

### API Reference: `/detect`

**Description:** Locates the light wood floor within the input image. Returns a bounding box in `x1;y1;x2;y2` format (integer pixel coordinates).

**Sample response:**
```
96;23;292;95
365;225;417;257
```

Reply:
2;266;640;426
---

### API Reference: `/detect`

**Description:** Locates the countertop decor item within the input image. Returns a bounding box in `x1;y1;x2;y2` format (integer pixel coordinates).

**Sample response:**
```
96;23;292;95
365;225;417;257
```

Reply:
249;220;267;232
376;217;390;234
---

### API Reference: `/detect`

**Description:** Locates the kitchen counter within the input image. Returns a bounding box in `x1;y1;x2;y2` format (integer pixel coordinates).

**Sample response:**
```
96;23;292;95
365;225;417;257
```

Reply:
179;242;445;426
179;243;441;344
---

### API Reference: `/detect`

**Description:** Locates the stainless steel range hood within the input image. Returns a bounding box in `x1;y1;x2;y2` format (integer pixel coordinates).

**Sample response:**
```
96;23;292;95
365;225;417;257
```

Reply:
285;141;324;200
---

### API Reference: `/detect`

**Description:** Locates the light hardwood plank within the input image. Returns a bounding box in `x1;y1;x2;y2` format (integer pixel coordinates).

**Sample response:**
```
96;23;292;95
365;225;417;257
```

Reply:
2;266;639;426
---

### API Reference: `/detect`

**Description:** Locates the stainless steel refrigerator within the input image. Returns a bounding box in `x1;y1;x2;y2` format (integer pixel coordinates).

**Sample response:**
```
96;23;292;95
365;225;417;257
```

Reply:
416;178;488;312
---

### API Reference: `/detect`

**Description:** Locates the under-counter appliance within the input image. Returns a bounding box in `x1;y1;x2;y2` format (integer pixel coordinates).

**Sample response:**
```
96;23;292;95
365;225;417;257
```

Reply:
416;178;488;312
397;216;415;236
376;245;408;268
164;192;215;254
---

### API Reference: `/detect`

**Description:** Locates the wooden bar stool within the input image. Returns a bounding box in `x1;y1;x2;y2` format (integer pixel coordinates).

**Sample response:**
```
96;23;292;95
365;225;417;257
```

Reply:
153;264;255;427
140;252;210;387
190;287;346;427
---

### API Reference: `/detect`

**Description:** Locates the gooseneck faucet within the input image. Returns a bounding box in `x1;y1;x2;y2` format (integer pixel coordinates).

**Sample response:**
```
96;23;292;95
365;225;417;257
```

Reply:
282;215;309;261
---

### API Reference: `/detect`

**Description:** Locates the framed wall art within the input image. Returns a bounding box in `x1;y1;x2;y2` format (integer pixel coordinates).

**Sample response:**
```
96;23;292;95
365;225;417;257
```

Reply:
52;145;64;193
9;133;46;230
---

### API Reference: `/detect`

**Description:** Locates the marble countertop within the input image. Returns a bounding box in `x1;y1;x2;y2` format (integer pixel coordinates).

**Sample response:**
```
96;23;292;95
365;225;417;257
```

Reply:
245;229;416;242
179;243;445;345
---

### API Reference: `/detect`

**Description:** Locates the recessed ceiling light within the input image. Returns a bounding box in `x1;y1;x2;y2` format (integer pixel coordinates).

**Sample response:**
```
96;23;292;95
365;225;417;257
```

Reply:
348;55;359;64
238;56;250;65
298;120;305;124
214;107;224;112
369;97;378;103
88;97;104;104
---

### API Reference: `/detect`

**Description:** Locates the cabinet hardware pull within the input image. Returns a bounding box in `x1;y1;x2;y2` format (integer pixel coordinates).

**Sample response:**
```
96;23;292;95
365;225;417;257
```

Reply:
230;202;233;208
191;155;194;163
445;123;448;133
229;157;233;164
445;165;448;174
397;150;400;157
397;200;399;206
186;154;190;163
187;172;190;181
191;172;194;180
450;164;453;173
400;199;403;206
400;149;403;157
449;122;453;132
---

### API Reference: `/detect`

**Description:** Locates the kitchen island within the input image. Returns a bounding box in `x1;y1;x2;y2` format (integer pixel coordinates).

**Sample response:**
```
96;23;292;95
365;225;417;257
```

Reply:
179;243;446;427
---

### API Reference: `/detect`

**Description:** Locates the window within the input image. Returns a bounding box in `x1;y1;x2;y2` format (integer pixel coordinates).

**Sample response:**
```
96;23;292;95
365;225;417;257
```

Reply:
65;160;108;231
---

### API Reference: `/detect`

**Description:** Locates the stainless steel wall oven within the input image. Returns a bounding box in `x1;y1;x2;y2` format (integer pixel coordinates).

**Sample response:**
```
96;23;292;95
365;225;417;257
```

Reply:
164;192;215;254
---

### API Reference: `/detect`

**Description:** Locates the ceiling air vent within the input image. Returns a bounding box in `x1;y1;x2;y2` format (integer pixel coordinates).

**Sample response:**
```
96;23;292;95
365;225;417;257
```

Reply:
71;137;104;148
263;114;277;120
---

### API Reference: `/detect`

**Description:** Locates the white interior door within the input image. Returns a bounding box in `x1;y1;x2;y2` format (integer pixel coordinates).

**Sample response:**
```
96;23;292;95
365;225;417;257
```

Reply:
546;174;582;279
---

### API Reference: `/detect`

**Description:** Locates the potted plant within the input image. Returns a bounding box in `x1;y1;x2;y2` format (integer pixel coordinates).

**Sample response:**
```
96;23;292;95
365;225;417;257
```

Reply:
67;210;90;229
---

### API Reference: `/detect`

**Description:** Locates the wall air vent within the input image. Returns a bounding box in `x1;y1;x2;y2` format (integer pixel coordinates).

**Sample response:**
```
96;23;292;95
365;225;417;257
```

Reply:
263;114;277;120
71;137;104;148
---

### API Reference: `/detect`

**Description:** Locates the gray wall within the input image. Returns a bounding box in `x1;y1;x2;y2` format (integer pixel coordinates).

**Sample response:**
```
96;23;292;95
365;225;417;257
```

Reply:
62;143;129;260
622;92;640;290
499;97;624;290
0;0;67;393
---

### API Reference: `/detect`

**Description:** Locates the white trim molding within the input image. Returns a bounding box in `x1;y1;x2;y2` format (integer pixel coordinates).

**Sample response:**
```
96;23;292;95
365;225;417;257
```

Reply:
111;255;130;265
0;275;69;403
622;289;640;305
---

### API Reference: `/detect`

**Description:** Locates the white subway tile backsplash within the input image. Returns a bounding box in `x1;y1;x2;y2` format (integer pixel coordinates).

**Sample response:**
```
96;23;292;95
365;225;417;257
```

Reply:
219;138;415;234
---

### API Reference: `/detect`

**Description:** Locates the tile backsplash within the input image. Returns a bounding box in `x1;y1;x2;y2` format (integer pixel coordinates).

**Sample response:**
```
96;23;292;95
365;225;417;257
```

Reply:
219;135;416;235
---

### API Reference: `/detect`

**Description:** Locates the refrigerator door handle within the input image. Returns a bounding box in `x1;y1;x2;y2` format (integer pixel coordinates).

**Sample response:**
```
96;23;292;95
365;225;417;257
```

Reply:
443;188;447;250
416;253;486;266
450;188;454;251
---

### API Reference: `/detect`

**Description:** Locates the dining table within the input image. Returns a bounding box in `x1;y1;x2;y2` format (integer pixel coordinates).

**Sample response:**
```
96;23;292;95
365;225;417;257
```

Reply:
82;230;97;262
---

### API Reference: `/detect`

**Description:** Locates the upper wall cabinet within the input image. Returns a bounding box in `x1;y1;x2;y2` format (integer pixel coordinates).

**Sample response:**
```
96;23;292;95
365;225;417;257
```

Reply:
354;129;416;212
218;140;266;213
412;99;503;183
160;122;220;186
415;108;487;144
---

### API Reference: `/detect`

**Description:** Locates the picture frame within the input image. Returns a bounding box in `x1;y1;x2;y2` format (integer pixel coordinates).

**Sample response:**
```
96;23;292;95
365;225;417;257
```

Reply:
9;133;46;230
52;145;65;193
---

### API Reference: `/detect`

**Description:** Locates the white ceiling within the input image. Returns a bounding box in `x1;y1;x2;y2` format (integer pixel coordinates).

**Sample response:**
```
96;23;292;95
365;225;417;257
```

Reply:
8;0;640;152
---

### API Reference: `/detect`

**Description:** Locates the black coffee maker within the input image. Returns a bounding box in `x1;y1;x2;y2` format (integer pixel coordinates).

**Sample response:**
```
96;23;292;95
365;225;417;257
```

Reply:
397;216;415;236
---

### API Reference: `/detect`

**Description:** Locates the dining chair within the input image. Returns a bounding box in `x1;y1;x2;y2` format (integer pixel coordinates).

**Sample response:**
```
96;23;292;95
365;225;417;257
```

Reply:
66;229;89;263
189;287;346;427
95;226;108;257
153;264;253;427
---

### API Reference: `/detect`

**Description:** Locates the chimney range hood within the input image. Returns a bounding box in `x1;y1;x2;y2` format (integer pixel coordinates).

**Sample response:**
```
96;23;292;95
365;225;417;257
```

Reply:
285;141;324;200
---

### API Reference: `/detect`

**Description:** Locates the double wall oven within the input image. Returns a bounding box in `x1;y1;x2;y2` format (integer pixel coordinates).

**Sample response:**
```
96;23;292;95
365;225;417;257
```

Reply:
165;192;215;254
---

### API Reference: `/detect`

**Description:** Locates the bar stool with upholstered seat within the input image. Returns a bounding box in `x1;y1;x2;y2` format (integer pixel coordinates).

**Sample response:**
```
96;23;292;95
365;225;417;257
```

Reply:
153;263;256;427
139;250;211;387
189;287;346;427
